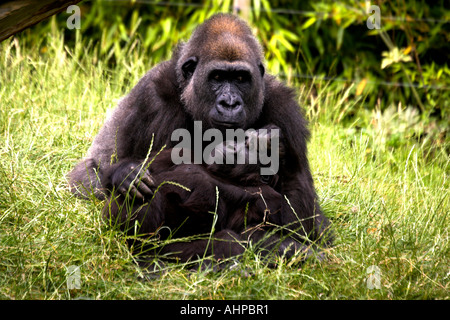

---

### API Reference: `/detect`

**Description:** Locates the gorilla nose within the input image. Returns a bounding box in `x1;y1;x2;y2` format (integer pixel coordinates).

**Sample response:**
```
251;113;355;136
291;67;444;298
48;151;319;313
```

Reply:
218;95;243;110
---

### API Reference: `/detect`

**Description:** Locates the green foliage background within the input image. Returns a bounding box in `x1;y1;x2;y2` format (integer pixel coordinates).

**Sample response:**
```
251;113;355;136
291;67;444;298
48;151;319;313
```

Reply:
0;0;448;300
29;0;450;114
19;0;449;150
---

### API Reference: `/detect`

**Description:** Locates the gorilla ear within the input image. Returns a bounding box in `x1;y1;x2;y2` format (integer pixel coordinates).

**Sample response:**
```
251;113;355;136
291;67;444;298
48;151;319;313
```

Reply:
258;63;265;77
182;56;198;79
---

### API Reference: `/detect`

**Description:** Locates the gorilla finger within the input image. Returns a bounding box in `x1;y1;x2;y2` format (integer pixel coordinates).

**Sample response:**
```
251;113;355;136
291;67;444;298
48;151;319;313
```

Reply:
136;181;154;197
141;174;156;187
129;185;144;200
118;186;128;196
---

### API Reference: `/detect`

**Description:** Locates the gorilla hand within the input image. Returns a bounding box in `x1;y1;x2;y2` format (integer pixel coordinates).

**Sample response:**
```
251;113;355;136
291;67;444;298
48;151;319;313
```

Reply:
106;160;155;200
245;124;286;159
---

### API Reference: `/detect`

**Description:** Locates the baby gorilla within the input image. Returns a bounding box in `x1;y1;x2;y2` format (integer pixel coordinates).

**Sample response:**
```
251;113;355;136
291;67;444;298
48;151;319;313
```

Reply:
102;127;317;267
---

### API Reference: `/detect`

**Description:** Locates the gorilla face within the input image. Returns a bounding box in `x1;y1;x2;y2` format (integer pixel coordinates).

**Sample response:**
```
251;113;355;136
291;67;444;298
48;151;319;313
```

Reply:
175;14;267;131
180;58;265;130
208;64;248;128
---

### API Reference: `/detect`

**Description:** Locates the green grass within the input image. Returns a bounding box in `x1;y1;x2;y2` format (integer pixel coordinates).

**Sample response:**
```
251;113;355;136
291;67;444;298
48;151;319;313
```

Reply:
0;27;448;300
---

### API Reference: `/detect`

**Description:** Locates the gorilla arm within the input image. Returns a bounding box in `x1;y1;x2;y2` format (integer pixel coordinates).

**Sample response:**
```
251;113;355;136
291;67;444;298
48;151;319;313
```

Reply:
68;60;186;200
67;106;121;200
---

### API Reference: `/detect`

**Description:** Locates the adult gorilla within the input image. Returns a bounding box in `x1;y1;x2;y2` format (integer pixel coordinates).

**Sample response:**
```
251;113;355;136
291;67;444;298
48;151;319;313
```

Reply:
69;14;332;259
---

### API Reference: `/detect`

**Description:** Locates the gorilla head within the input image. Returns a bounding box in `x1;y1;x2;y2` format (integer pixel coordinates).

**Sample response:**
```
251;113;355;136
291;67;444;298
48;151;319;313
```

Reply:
176;14;266;130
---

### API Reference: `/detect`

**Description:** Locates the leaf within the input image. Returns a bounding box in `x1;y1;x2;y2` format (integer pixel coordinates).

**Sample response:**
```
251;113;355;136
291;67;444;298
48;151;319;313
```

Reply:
302;17;316;30
261;0;272;18
276;34;295;52
403;46;412;55
381;47;412;69
381;58;391;69
356;78;367;96
253;0;261;19
336;26;344;50
280;29;300;42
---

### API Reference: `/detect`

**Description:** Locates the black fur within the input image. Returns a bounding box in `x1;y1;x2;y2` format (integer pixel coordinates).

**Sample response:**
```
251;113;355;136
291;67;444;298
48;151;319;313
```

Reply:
103;130;321;265
68;14;332;264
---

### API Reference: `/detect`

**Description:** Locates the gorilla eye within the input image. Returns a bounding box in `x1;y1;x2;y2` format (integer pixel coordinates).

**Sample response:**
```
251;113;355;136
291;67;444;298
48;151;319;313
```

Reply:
210;71;224;82
235;72;250;83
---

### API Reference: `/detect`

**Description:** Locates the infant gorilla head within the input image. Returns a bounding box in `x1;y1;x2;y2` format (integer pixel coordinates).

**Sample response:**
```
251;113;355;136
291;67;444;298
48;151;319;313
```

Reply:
102;129;288;264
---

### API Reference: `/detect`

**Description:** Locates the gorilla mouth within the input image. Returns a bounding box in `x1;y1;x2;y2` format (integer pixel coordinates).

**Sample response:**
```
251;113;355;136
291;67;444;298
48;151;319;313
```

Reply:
211;119;242;129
